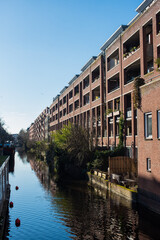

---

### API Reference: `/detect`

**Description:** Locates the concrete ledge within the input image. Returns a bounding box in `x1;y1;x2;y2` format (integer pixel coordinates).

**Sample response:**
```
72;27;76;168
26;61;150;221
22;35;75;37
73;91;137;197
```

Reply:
88;172;137;202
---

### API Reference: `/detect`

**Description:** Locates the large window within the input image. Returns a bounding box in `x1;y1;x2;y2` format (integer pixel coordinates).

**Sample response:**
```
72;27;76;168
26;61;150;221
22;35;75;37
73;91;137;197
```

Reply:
158;110;160;139
145;112;152;138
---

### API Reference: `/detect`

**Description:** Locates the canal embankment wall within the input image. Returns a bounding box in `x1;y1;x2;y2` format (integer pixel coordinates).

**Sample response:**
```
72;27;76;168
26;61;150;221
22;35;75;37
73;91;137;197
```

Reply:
87;172;137;202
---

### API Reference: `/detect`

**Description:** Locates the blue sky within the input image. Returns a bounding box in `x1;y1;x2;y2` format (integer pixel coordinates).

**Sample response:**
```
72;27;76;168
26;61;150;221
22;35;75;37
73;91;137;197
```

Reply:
0;0;142;134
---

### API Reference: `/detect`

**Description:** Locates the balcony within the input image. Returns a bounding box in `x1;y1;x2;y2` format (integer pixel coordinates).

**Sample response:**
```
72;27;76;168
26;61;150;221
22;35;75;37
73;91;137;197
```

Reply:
123;30;140;60
63;96;66;104
124;59;140;85
92;86;100;101
113;97;120;116
107;100;113;118
83;93;90;106
143;20;154;75
156;11;160;35
92;66;100;83
83;75;89;89
63;108;67;116
107;49;119;71
108;73;120;93
74;100;79;110
69;90;73;99
69;104;73;113
74;85;79;96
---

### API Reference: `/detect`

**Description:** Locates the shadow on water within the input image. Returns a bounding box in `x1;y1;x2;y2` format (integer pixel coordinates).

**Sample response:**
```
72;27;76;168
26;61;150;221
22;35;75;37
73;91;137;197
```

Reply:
3;151;160;240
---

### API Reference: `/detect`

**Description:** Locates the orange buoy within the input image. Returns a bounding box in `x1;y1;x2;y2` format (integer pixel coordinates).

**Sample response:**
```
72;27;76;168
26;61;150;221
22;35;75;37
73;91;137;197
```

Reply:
15;186;19;190
10;201;14;208
15;218;20;227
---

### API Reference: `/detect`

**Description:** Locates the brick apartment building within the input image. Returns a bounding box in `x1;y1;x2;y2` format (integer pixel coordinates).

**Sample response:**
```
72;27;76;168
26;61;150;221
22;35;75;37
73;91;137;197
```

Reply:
29;123;35;141
29;0;160;213
49;0;160;156
29;107;50;142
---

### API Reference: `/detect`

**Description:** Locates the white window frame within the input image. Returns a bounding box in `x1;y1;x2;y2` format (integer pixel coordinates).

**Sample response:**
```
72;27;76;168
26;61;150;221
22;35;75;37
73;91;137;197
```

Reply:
145;112;152;139
147;158;151;172
158;110;160;139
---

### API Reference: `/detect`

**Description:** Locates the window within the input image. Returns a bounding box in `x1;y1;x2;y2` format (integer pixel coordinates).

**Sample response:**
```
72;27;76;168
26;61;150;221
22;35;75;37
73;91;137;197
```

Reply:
158;110;160;139
69;90;73;99
126;120;132;136
69;104;73;113
74;85;79;96
156;11;160;35
83;76;89;89
147;158;151;172
92;66;100;83
109;118;113;137
116;117;119;136
83;93;90;105
63;108;66;116
145;112;152;138
63;96;66;104
126;147;132;158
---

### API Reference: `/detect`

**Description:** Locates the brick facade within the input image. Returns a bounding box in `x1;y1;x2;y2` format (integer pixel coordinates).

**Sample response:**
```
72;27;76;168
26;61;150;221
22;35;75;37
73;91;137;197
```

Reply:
138;78;160;214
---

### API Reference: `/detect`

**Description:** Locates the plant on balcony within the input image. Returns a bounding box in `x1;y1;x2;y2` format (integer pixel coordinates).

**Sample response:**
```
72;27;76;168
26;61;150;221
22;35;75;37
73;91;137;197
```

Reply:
131;46;137;53
106;109;113;115
133;77;145;109
114;109;120;113
123;52;129;59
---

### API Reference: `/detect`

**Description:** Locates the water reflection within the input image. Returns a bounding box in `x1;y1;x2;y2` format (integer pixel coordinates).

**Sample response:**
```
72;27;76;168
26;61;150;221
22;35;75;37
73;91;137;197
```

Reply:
9;155;15;173
4;151;160;240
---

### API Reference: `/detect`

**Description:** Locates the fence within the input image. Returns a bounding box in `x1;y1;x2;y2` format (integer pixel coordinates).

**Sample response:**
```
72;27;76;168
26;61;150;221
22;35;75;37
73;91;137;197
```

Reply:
109;156;137;177
0;157;9;215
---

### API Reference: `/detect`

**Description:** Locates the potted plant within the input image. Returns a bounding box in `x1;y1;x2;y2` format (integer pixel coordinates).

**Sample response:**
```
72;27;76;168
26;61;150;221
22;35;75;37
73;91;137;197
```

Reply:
106;109;113;117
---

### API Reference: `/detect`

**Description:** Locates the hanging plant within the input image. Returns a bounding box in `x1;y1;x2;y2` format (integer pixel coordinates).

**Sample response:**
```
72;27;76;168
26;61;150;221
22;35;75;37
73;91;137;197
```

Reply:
133;77;145;109
119;114;124;147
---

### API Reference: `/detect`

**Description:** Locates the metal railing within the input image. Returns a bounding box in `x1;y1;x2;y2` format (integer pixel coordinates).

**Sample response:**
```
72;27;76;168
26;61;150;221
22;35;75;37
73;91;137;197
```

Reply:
0;156;9;214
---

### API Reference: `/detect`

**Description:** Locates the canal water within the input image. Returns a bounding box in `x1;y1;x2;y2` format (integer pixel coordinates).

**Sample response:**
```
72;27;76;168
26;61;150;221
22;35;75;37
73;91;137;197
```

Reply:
3;151;160;240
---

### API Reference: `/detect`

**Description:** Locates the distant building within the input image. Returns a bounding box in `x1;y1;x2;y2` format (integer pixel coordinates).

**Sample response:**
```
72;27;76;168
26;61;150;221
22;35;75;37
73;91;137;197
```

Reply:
29;107;50;142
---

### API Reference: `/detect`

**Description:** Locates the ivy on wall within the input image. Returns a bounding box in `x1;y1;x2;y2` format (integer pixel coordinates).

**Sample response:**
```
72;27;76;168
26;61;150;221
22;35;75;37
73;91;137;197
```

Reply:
133;77;145;109
119;114;124;147
155;58;160;71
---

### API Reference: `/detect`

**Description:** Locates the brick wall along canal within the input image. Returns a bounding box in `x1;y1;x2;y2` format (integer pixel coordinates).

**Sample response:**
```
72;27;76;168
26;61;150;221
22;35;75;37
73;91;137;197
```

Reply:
3;151;160;240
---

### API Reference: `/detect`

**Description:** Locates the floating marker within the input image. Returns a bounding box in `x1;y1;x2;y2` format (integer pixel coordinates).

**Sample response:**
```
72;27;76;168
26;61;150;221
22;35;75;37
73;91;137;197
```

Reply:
15;218;20;227
15;186;19;190
9;201;13;208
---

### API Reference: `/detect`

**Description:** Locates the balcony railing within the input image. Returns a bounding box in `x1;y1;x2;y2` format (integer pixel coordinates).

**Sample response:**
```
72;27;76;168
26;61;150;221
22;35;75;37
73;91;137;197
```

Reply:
108;85;119;93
